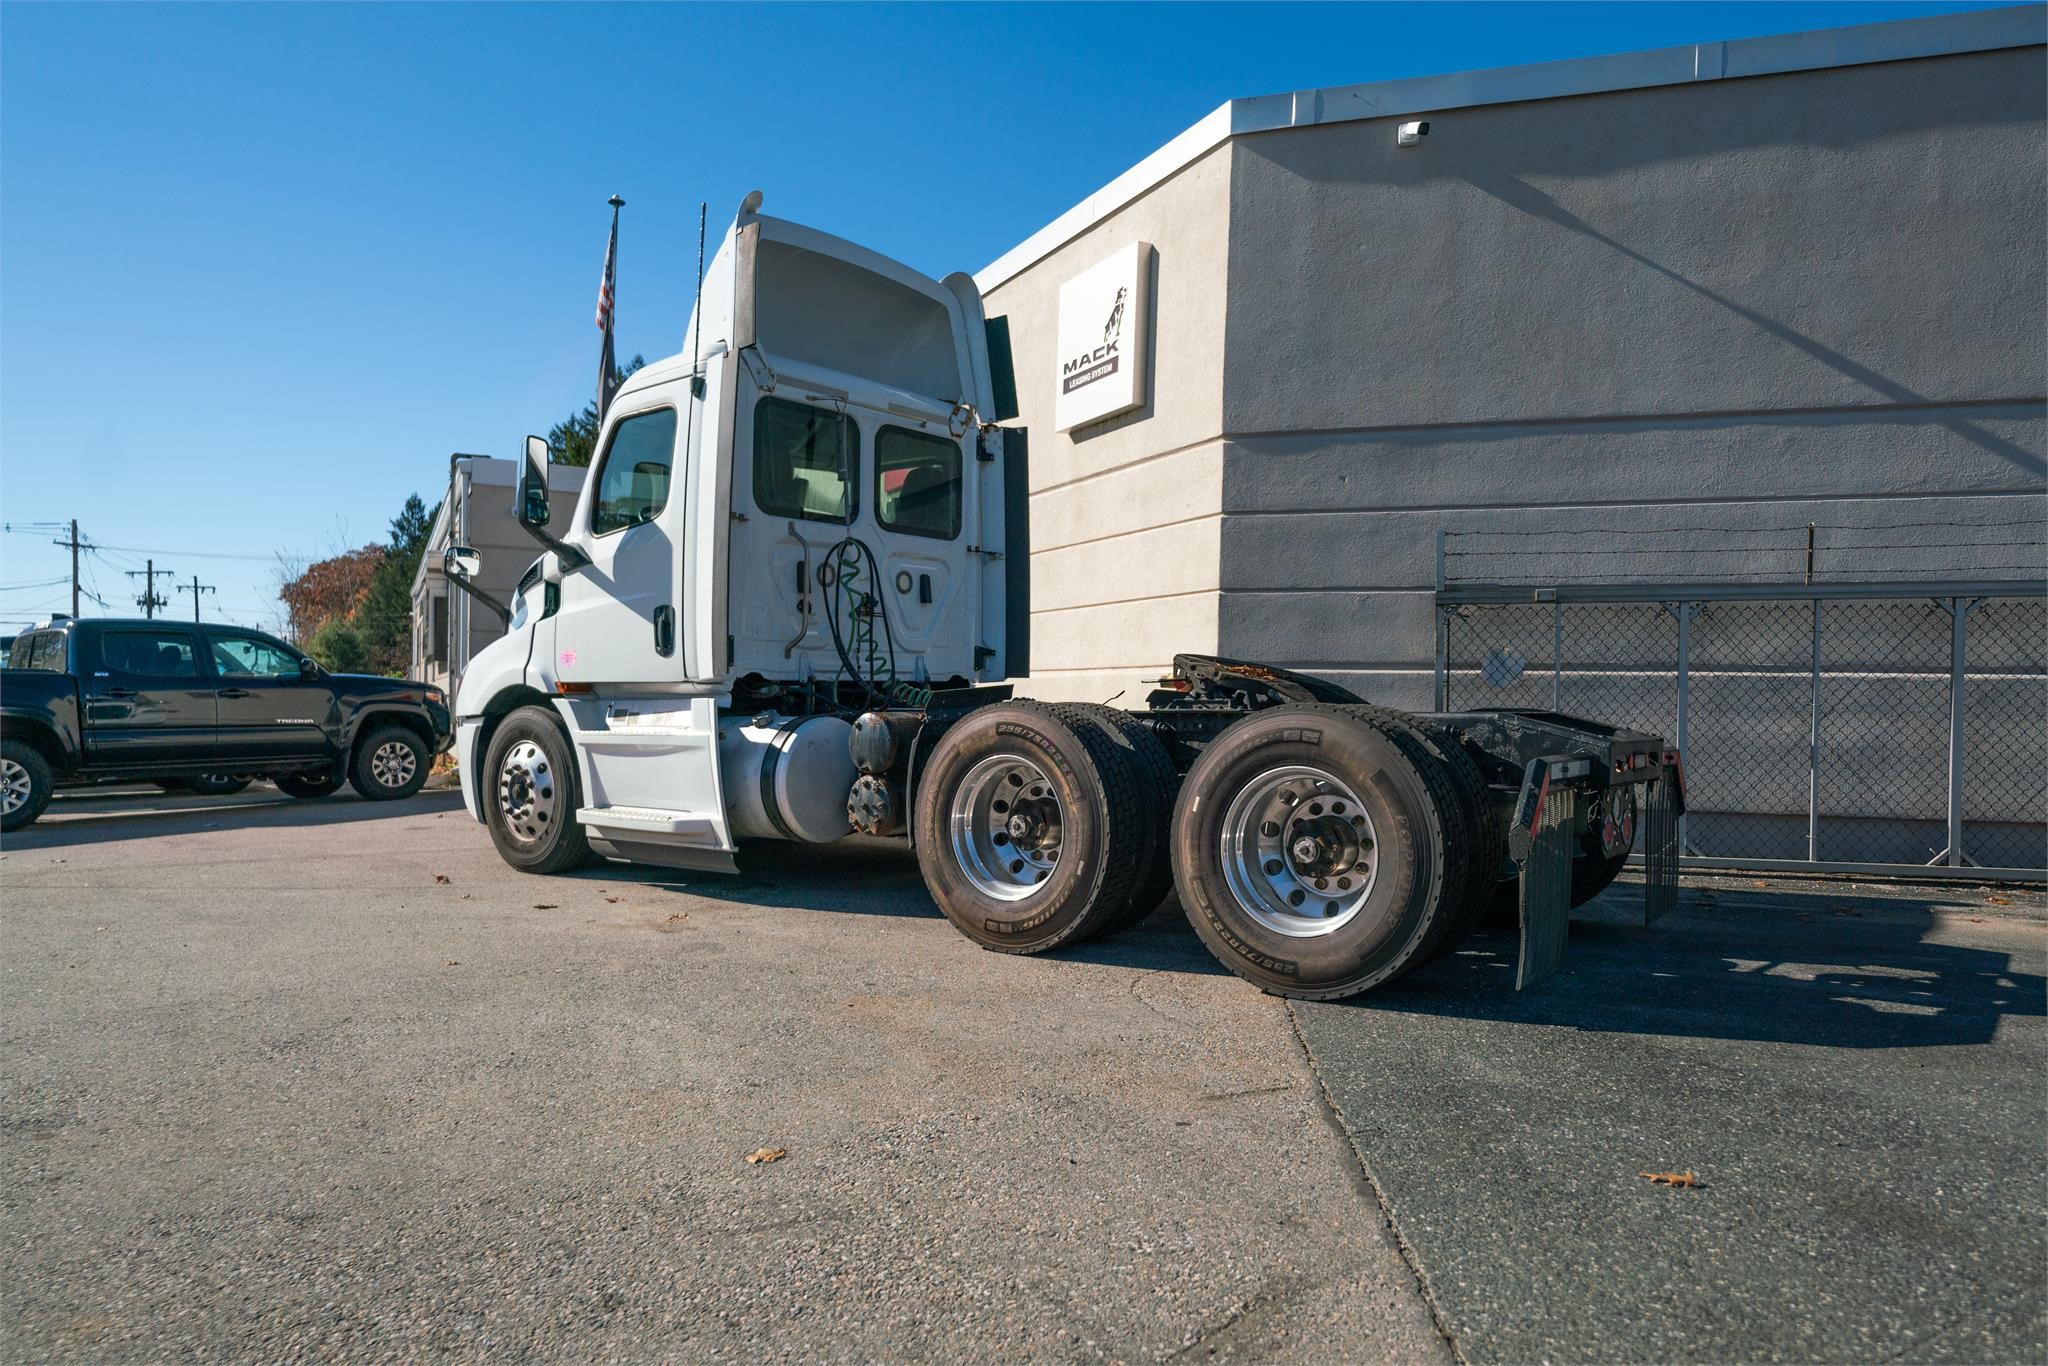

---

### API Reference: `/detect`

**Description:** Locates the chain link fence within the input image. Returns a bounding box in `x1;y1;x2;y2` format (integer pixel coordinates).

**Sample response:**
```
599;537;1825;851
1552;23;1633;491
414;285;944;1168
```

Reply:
1436;582;2046;880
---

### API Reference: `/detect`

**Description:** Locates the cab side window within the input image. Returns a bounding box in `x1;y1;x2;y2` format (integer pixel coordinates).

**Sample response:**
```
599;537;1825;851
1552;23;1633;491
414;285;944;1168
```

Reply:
755;398;858;524
210;633;301;678
100;629;199;677
591;408;678;536
19;632;65;671
875;426;963;540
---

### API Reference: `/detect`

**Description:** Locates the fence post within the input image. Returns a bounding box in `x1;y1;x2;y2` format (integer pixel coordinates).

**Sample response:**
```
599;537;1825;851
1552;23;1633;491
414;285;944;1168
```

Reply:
1552;599;1563;711
1433;530;1448;711
1808;597;1822;863
1941;597;1980;868
1672;601;1699;854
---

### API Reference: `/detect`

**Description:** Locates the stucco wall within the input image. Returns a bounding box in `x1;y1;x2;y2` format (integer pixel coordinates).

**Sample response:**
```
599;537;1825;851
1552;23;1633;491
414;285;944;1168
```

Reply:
980;145;1234;704
1217;45;2047;707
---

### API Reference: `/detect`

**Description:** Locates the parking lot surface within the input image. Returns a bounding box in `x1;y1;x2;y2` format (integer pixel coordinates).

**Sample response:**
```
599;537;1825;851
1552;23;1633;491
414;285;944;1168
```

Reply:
3;785;2043;1362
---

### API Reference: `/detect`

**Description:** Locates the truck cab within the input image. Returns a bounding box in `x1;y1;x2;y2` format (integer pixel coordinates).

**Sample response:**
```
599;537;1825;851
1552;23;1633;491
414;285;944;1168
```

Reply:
453;204;1024;871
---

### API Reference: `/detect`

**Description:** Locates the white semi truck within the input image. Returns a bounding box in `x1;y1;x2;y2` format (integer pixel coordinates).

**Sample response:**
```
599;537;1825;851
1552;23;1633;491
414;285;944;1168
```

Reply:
448;197;1683;1001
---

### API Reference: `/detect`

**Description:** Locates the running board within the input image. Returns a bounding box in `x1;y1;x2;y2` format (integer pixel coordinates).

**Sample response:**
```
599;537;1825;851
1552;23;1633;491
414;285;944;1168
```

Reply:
577;804;719;837
578;805;738;874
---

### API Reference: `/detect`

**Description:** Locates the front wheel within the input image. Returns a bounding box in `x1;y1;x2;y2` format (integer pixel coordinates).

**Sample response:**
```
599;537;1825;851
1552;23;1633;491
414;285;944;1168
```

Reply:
1;739;53;833
350;725;429;801
483;706;590;874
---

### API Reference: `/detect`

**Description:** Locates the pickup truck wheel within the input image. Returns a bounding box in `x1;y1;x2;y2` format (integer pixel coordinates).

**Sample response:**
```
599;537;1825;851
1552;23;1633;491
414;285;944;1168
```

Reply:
274;769;345;799
483;706;590;874
1170;705;1460;1001
350;725;429;801
913;701;1147;955
1;740;53;833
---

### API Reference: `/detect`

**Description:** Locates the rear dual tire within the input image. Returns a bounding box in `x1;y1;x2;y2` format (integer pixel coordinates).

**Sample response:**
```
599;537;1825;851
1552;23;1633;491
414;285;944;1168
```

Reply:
913;701;1161;954
1169;704;1493;1001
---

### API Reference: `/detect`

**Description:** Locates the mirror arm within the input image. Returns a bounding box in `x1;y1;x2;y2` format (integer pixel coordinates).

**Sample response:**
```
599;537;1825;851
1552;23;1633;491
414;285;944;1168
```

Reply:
516;522;589;571
446;572;513;627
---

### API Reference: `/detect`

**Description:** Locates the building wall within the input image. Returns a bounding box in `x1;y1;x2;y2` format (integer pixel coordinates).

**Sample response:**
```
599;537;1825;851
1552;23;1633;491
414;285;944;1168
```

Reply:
978;144;1235;704
1217;45;2047;707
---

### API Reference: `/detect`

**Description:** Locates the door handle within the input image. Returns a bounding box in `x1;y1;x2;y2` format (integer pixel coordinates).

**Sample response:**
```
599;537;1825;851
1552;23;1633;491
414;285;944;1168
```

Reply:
217;688;252;699
653;605;675;657
105;687;137;699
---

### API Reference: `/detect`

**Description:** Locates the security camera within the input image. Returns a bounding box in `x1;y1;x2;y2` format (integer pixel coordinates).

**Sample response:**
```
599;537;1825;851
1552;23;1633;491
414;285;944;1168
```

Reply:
1397;120;1430;147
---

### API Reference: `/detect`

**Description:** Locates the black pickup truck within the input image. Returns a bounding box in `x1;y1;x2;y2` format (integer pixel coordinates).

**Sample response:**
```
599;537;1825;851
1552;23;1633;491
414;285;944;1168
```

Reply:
0;617;451;832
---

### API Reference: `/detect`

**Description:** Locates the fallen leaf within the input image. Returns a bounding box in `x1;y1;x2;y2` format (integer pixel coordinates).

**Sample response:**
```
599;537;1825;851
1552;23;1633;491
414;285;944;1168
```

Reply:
94;926;107;933
745;1147;788;1165
445;960;461;967
1967;917;1984;923
665;912;689;925
434;874;451;885
1986;895;2011;906
1752;880;1769;888
533;903;559;910
605;895;624;904
1639;1170;1698;1188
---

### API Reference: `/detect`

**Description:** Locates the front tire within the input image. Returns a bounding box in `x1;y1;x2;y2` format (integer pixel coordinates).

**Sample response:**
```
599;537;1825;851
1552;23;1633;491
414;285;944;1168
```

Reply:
1;739;53;833
1170;705;1464;1001
350;725;429;801
483;706;590;874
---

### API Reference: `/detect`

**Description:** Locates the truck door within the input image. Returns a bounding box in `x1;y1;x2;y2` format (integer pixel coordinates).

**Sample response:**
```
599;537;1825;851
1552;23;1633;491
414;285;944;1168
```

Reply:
728;389;861;676
202;628;333;761
552;386;691;685
863;421;973;676
83;625;217;767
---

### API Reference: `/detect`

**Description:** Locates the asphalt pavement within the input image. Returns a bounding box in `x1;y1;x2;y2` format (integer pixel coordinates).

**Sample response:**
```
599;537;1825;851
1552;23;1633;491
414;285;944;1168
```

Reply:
2;784;2042;1362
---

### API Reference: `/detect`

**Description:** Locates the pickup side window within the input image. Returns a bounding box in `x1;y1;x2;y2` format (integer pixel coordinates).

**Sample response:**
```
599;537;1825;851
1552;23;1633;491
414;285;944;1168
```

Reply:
100;628;200;678
208;632;302;678
590;407;678;536
755;397;857;524
875;426;963;540
20;632;65;672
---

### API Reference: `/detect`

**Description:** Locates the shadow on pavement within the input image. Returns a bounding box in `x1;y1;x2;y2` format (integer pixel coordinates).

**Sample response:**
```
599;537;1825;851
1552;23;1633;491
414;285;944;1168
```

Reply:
8;787;467;849
1355;882;2045;1050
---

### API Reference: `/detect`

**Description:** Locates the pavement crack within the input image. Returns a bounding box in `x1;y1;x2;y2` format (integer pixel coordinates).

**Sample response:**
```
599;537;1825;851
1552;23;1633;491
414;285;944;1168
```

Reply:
1285;1000;1469;1366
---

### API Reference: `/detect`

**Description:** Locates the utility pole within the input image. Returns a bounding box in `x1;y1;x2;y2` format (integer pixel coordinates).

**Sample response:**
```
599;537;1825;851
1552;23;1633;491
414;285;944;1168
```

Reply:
178;575;216;623
52;520;81;616
126;559;172;618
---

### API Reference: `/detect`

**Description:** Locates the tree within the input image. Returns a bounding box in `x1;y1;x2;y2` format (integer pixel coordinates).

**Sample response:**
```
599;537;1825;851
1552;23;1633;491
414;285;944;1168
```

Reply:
548;354;646;465
278;545;385;643
355;493;442;676
305;617;368;673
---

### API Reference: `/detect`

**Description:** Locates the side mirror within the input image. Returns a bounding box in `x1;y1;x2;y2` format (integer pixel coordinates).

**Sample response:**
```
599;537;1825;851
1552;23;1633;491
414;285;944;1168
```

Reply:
299;657;320;679
443;545;482;581
519;435;551;528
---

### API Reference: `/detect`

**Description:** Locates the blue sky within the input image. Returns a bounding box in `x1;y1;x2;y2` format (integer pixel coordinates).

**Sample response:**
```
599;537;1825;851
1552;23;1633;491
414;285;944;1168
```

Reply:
0;0;2017;635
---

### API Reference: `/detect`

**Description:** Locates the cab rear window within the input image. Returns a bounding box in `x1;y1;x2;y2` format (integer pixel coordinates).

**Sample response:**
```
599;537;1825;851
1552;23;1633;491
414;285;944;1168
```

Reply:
875;426;962;540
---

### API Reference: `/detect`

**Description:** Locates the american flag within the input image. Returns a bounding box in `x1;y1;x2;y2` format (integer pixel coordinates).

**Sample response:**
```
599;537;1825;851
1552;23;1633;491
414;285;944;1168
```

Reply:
595;220;617;331
596;197;622;422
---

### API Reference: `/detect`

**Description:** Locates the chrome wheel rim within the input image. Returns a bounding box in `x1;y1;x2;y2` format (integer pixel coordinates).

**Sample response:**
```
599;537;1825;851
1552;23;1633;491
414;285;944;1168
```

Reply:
497;740;556;844
370;740;418;790
948;753;1063;901
1219;765;1380;938
1;758;28;815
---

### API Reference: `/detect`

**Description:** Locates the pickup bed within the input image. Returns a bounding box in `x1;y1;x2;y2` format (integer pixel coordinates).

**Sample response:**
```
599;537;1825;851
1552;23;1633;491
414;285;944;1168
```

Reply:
0;617;451;831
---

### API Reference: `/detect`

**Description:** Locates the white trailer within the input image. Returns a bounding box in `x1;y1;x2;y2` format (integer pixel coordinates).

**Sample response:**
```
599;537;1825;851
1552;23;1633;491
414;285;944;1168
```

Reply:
448;197;1683;1000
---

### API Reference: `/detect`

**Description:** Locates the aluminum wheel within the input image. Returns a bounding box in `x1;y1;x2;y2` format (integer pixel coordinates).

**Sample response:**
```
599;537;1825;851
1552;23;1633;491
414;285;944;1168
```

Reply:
947;753;1064;901
369;739;418;790
1;757;29;816
1218;764;1381;938
497;739;557;845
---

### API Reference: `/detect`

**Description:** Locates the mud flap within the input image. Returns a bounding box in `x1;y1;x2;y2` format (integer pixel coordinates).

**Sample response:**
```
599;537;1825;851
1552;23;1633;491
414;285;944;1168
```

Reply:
1508;758;1580;991
1643;753;1684;926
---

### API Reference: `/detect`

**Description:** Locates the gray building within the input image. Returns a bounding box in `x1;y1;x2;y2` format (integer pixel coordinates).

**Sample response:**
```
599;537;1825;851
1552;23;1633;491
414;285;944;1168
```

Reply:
412;456;586;696
977;5;2046;711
